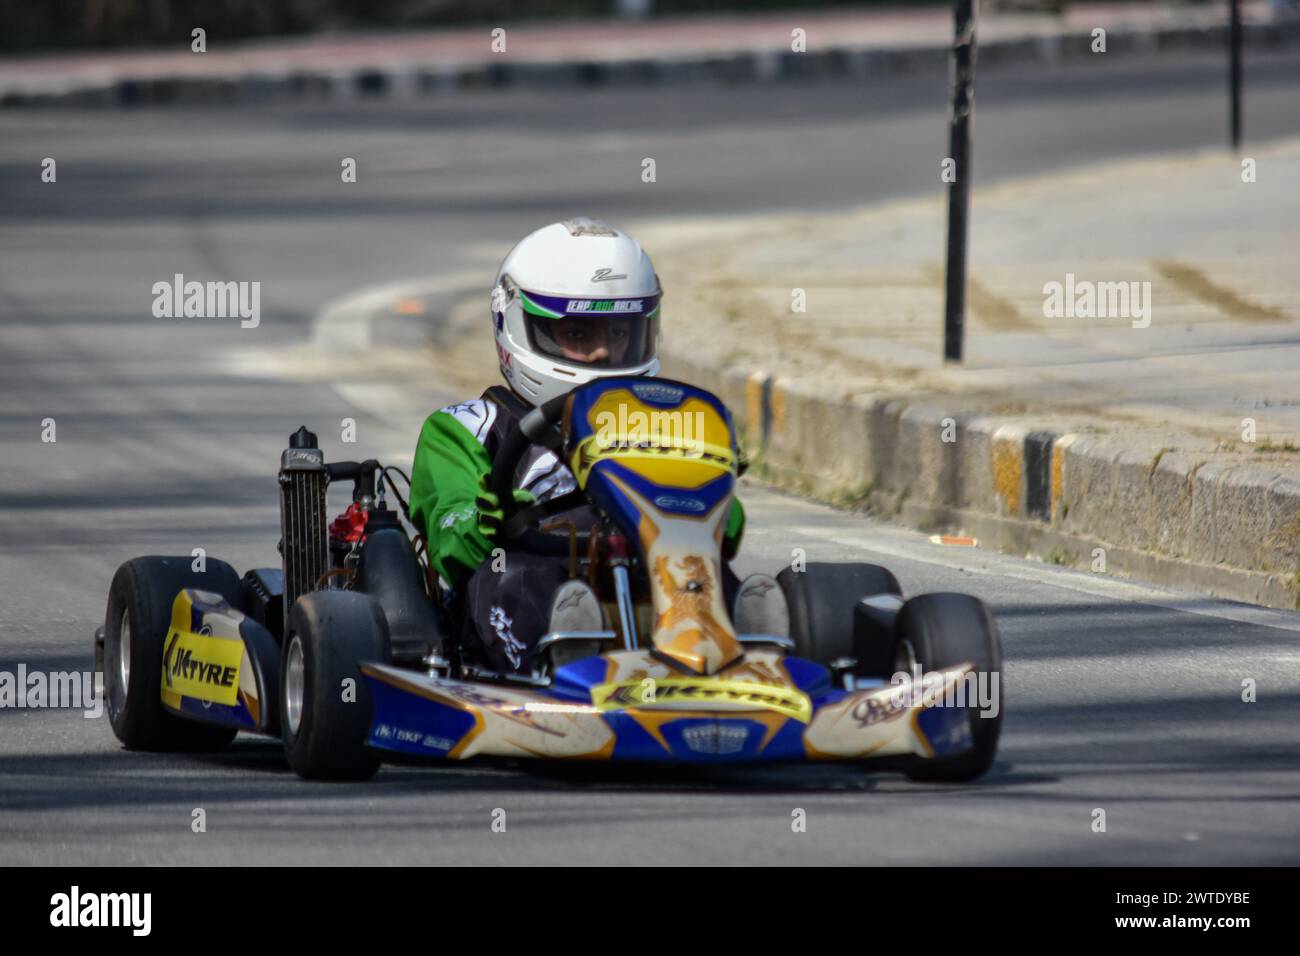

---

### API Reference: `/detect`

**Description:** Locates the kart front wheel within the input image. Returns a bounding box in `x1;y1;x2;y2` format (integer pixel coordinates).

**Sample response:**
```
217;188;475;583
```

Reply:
895;593;1002;782
777;562;901;670
280;591;391;781
103;556;242;752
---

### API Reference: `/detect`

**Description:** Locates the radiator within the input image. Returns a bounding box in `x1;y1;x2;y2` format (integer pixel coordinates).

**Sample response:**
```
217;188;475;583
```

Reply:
279;427;328;634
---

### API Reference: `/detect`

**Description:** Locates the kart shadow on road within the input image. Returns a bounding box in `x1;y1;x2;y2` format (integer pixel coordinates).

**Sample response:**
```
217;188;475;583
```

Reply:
475;760;1049;794
175;739;1049;795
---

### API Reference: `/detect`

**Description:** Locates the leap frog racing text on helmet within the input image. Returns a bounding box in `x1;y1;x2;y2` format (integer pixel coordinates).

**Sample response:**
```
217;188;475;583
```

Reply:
491;218;662;407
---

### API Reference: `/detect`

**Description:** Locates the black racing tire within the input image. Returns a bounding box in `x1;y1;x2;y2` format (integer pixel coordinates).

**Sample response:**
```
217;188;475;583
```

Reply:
895;593;1003;783
280;591;391;781
103;556;242;752
777;562;901;666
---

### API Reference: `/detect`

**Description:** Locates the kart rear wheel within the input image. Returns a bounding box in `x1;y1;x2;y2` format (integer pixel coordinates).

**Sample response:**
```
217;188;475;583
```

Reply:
895;593;1002;782
777;562;901;668
280;591;391;781
103;556;242;751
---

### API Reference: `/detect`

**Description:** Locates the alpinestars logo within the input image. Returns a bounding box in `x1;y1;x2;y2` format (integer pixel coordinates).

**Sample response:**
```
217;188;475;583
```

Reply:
488;606;526;669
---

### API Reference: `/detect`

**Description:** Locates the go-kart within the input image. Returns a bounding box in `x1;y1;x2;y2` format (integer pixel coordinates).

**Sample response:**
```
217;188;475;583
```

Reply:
95;376;1002;781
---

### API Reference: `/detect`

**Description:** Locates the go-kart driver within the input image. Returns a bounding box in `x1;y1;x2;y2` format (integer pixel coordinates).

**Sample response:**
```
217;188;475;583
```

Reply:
408;219;746;675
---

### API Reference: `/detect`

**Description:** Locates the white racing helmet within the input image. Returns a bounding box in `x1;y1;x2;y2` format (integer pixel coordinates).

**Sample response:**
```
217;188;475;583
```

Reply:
491;218;661;407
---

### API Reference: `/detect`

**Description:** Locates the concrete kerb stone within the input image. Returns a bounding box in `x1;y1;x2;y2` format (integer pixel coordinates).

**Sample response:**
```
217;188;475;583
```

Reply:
1263;476;1300;578
1213;464;1286;570
957;414;999;514
859;398;974;517
1059;434;1123;545
1111;443;1161;554
761;376;857;494
1149;450;1200;560
864;397;907;496
990;423;1028;519
1190;459;1231;567
884;403;933;507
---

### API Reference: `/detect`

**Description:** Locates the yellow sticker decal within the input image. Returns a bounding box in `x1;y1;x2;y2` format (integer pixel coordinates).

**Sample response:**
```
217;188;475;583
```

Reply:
592;678;812;723
570;388;737;489
160;628;243;706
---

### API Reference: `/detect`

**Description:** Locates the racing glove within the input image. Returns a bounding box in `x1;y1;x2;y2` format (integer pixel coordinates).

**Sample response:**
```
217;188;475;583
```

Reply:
475;475;536;543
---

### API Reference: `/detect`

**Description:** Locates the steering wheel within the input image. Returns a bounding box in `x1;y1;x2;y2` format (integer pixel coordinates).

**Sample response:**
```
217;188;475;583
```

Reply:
488;391;588;541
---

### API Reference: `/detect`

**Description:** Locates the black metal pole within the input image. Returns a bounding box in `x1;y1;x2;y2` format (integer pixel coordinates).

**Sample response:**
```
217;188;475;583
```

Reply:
943;0;976;364
1229;0;1243;150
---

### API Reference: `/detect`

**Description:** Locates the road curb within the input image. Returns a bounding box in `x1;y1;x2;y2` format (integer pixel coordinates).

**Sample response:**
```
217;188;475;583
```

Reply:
5;18;1299;108
661;353;1300;611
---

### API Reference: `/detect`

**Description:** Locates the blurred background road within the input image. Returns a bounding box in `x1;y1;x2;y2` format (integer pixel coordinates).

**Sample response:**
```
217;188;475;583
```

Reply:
1;5;1299;864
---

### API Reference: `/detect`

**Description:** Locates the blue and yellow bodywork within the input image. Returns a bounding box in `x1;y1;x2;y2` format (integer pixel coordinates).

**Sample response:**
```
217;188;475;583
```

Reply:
362;377;979;766
362;652;975;763
157;588;281;734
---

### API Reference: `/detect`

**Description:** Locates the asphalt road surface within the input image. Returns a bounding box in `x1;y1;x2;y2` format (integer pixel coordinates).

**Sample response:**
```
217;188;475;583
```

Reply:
1;49;1299;864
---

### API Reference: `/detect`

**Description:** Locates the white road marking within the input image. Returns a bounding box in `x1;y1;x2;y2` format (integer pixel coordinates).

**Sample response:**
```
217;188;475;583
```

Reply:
215;274;482;432
313;272;485;351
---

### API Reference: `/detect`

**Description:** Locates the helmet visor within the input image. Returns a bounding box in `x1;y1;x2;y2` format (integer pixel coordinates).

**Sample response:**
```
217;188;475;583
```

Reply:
520;289;659;369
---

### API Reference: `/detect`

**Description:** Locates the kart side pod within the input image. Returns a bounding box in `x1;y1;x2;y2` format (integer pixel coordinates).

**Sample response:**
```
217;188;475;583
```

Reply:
156;588;283;735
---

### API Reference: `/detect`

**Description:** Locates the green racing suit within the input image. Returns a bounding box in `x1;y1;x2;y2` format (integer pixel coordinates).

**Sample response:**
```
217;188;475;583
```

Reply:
408;392;746;591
